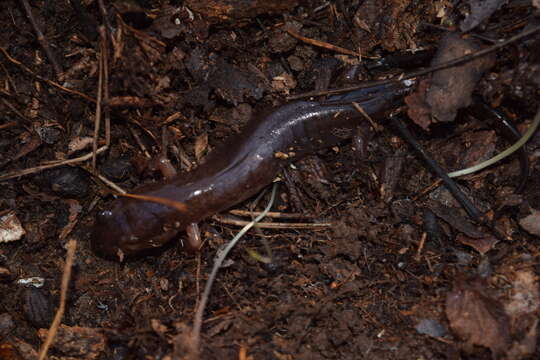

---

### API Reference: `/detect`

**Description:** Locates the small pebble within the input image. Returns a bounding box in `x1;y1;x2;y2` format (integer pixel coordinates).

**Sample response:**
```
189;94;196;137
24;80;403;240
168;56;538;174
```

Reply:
415;318;447;337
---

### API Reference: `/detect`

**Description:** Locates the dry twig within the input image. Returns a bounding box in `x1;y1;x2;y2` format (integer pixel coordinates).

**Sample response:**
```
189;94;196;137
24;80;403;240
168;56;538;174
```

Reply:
0;146;107;182
92;34;105;170
0;47;95;102
38;239;77;360
285;28;364;58
19;0;64;81
352;101;383;131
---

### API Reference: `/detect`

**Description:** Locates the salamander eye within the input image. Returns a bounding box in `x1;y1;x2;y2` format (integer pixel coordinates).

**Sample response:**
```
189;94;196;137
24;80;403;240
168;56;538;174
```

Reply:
95;210;116;227
97;210;114;219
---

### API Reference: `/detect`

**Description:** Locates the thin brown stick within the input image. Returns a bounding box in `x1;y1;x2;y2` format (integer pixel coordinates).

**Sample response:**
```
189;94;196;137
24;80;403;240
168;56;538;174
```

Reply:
411;178;443;201
287;23;540;100
285;28;364;58
0;146;107;182
0;121;17;130
352;101;382;131
101;27;111;148
19;0;64;81
93;172;126;194
92;37;105;170
415;232;427;262
118;193;188;213
97;0;113;35
128;123;151;158
0;60;18;93
38;239;77;360
116;14;166;48
195;252;201;313
1;98;32;124
0;47;95;103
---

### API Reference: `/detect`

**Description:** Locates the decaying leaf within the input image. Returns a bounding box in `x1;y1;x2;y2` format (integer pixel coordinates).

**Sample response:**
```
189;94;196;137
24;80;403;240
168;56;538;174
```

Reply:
456;233;498;255
447;271;538;359
37;325;106;359
519;209;540;237
505;270;540;359
404;79;432;130
194;133;208;161
446;276;510;357
272;73;297;95
428;202;486;239
67;136;94;155
427;34;495;123
406;34;495;128
0;212;25;243
505;270;540;318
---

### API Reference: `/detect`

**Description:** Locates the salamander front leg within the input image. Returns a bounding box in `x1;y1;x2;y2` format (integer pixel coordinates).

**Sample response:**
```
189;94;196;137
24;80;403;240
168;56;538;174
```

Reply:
185;222;203;251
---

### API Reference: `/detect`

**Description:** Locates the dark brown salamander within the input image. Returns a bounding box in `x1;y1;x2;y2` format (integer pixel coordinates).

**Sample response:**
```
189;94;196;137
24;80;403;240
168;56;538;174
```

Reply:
91;81;414;259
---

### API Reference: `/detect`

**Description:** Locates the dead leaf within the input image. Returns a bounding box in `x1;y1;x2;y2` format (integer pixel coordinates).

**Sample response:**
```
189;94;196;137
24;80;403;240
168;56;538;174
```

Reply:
405;78;432;130
505;270;540;318
504;270;540;359
446;276;510;357
428;202;486;238
194;133;208;161
0;212;25;243
460;130;496;169
456;233;498;255
37;325;106;360
271;73;297;95
428;34;495;123
519;210;540;237
407;34;495;128
67;136;94;155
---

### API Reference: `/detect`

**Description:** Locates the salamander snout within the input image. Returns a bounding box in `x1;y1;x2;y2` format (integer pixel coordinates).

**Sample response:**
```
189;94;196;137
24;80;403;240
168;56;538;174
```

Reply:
91;209;132;260
92;202;181;260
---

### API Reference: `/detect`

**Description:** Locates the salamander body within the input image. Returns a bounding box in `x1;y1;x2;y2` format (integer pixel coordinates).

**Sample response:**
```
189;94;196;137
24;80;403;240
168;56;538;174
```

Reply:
92;81;413;259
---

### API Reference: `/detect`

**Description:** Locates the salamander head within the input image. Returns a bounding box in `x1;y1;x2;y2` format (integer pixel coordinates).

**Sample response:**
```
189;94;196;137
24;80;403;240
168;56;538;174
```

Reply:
91;200;180;261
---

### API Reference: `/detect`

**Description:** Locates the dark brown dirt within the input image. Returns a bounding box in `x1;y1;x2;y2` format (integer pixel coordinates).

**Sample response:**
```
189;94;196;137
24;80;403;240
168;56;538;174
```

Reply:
0;1;539;359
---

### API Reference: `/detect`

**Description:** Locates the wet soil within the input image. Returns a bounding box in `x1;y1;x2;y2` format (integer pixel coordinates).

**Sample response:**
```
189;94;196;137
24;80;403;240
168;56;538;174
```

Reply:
0;1;539;359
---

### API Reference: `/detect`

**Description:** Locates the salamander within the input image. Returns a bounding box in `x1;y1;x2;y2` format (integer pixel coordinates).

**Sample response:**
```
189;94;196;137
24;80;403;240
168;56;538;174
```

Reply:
91;81;414;259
